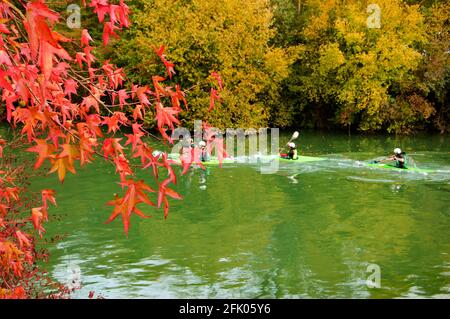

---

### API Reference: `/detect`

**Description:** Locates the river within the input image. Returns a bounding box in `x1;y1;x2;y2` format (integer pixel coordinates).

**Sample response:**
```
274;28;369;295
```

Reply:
30;130;449;298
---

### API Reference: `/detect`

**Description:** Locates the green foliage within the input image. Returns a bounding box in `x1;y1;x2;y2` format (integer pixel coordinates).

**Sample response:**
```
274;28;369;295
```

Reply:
108;0;293;129
90;0;449;133
272;0;449;133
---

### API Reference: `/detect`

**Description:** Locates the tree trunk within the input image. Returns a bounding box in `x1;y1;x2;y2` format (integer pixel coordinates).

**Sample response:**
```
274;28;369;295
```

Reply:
297;0;302;15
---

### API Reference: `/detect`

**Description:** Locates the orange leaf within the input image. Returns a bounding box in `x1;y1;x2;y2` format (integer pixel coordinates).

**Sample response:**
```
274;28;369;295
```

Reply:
48;157;75;183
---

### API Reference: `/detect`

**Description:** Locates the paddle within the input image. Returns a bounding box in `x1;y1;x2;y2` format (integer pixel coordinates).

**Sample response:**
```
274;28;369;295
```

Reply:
279;131;299;153
370;155;395;164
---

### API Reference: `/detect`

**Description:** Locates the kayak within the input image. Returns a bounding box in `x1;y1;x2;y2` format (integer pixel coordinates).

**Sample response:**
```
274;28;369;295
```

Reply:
169;155;235;165
168;153;326;165
278;155;326;163
367;162;435;173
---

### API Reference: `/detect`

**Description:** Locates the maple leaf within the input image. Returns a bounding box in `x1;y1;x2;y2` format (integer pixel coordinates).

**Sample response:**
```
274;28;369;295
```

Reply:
15;231;32;249
24;1;60;61
132;104;145;121
13;107;47;142
81;95;100;114
81;29;93;46
152;76;166;100
31;207;46;237
160;152;178;183
79;136;97;166
209;88;221;111
75;52;87;68
1;187;20;203
105;179;155;235
135;86;151;106
153;46;176;78
0;23;10;34
59;143;80;167
86;114;104;138
211;71;223;90
0;49;12;66
134;144;159;175
40;189;56;221
102;138;124;160
37;32;72;81
48;144;80;183
154;103;180;139
104;112;128;133
27;139;55;169
174;84;188;110
117;89;129;109
125;123;144;152
0;70;13;92
102;21;119;46
114;154;133;182
84;46;96;67
157;178;182;218
64;79;78;98
92;1;109;23
49;157;75;183
121;179;156;205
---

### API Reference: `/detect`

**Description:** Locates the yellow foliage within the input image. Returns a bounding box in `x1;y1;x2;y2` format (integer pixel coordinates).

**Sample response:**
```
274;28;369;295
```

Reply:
110;0;292;129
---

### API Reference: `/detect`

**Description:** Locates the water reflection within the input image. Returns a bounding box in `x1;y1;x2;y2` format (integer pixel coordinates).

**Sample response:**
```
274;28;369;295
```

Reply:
31;131;450;298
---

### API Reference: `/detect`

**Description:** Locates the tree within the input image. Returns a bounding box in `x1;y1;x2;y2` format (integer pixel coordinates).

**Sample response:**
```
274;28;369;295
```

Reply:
0;0;221;298
411;3;449;133
108;0;294;129
271;0;449;133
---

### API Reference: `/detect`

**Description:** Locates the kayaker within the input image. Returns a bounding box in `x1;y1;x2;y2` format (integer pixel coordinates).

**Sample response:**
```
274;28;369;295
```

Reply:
199;140;210;162
281;142;298;160
388;148;407;169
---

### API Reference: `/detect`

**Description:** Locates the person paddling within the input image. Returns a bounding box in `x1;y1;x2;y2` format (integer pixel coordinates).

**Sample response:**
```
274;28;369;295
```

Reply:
279;131;300;160
280;142;298;160
388;148;407;169
374;148;407;168
199;140;210;162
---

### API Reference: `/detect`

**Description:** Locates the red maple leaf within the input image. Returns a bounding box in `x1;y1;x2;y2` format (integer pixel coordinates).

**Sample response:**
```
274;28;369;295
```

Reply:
105;179;155;235
211;71;223;90
153;46;175;78
209;88;221;111
27;139;55;169
81;29;93;46
157;178;182;219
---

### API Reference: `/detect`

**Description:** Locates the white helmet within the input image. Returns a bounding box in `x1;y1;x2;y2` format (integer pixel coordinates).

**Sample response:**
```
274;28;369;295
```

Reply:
394;148;402;154
288;142;295;148
199;141;206;147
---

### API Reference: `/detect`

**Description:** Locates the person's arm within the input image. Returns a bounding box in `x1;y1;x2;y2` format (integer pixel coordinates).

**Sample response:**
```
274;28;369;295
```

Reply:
377;155;395;163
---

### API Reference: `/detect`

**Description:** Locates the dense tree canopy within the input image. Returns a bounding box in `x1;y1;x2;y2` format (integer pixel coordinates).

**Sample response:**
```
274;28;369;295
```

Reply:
105;0;449;133
109;0;294;129
272;0;449;133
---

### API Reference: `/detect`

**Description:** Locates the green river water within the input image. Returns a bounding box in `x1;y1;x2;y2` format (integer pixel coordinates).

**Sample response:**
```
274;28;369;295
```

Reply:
29;131;449;298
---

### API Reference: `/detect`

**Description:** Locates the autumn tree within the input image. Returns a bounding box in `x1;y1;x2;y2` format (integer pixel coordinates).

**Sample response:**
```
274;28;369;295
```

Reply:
271;0;449;133
108;0;294;129
0;0;223;298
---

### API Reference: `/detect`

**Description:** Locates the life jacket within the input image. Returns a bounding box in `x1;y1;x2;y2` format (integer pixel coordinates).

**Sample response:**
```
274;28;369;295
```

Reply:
288;148;298;160
200;148;210;162
395;152;407;169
